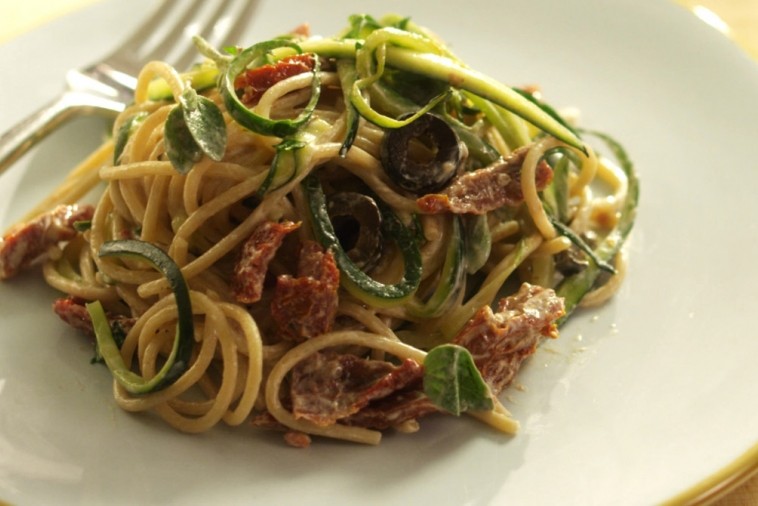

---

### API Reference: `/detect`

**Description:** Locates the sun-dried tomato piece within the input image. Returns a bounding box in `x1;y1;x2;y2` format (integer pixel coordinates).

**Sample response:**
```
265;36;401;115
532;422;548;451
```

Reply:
453;283;565;394
234;54;316;106
270;241;339;342
290;351;423;426
0;204;94;280
232;220;300;304
348;283;565;429
283;431;312;448
343;386;437;430
257;283;565;439
416;147;553;215
52;296;136;339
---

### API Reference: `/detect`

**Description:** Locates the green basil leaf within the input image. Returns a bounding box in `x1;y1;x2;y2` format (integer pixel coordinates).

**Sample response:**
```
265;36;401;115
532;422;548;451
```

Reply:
343;14;383;39
113;111;147;165
276;138;306;152
164;105;203;174
423;344;494;416
73;220;92;232
178;87;227;161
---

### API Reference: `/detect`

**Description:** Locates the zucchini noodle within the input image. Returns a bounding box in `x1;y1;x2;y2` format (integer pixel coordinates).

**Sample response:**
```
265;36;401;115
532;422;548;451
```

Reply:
1;15;637;446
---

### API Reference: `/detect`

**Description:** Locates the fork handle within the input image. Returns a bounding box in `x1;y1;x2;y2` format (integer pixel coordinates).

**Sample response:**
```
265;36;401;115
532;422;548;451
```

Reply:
0;91;125;175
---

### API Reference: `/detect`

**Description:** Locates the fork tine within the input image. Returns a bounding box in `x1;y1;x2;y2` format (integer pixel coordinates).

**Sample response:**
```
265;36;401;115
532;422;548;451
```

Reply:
211;0;261;47
102;0;207;73
104;0;187;65
171;0;262;71
169;0;236;71
0;0;262;175
197;0;261;47
137;0;209;65
107;0;260;74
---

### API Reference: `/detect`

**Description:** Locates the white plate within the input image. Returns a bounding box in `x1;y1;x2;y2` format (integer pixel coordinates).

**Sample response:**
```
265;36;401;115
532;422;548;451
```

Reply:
1;1;757;504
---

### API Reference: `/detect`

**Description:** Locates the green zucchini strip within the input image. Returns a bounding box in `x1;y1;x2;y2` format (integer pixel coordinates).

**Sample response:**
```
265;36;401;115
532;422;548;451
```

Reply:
382;47;584;152
440;234;543;340
550;218;616;275
349;28;450;129
555;131;639;322
293;38;585;151
444;113;502;170
220;39;321;138
465;93;530;151
258;119;331;197
86;240;194;394
180;26;585;149
541;152;571;223
407;216;466;318
513;87;580;139
461;214;492;275
336;59;361;156
146;62;220;101
302;173;422;308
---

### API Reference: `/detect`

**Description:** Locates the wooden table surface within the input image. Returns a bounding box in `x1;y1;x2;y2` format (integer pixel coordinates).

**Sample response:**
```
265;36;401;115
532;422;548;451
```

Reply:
0;0;756;504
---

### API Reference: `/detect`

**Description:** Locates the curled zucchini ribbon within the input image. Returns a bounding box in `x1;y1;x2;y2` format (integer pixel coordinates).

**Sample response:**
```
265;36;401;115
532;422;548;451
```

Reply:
258;119;331;197
349;27;450;130
302;173;422;308
147;61;220;102
220;39;321;138
293;27;585;153
86;240;194;394
335;59;361;156
555;131;639;322
181;17;585;153
407;216;466;318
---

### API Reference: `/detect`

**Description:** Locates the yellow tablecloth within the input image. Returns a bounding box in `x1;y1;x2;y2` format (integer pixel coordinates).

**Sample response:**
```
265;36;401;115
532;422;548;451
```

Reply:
0;0;756;504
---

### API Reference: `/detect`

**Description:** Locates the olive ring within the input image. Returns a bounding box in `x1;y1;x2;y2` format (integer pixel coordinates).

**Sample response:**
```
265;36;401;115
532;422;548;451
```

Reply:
326;192;383;272
380;113;464;195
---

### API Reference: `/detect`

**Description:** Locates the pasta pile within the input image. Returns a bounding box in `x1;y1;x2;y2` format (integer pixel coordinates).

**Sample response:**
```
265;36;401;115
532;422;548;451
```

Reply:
0;15;637;446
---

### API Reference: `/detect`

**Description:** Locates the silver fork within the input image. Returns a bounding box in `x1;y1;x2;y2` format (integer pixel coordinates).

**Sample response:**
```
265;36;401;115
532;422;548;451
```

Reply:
0;0;259;174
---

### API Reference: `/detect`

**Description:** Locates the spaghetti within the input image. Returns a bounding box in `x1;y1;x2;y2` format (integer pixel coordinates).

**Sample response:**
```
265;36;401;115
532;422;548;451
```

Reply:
0;14;638;447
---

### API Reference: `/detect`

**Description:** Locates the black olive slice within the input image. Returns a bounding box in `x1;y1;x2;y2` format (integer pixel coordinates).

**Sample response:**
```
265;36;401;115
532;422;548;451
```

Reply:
326;192;383;271
381;113;465;194
554;247;589;276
